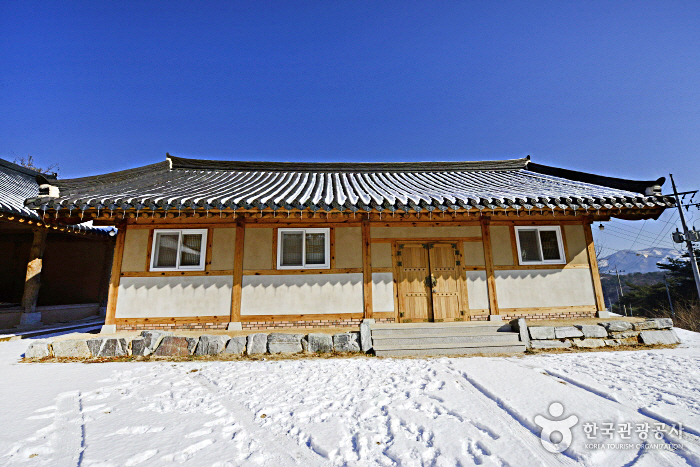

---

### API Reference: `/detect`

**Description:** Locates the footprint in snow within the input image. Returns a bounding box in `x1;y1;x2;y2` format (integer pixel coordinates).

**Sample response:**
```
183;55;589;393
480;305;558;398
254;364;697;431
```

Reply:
125;449;158;466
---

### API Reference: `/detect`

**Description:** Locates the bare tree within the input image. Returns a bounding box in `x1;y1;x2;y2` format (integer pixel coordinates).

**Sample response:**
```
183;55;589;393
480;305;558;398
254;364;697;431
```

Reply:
13;154;59;175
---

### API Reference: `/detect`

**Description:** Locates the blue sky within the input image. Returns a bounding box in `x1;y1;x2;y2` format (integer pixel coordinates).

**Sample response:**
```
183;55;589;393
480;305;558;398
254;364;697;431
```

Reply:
2;1;699;259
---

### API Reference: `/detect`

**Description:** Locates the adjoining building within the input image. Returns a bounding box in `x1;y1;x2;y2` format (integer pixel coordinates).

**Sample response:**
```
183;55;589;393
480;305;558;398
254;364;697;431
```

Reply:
0;158;114;329
24;154;672;332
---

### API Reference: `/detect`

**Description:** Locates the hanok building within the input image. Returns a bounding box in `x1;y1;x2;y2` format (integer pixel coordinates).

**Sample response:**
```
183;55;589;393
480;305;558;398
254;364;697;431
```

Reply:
24;155;672;332
0;158;114;329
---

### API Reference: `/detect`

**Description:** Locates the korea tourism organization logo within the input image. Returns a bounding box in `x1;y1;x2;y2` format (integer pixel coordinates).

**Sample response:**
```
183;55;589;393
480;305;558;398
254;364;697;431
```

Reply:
534;402;579;453
534;402;684;454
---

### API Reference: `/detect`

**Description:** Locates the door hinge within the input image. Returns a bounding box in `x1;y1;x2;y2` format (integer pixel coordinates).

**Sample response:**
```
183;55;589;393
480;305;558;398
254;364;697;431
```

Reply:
456;261;461;265
399;312;404;317
460;310;465;316
397;261;402;266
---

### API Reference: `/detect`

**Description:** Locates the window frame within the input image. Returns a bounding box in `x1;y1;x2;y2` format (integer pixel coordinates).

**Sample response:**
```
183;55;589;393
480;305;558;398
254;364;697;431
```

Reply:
149;228;208;272
276;227;331;270
514;225;566;266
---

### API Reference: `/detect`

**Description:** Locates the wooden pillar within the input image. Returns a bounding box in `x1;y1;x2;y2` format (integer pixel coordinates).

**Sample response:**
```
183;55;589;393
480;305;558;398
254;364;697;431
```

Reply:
480;218;499;316
230;219;246;322
361;219;373;319
104;226;126;325
19;228;48;325
97;238;116;308
584;222;606;312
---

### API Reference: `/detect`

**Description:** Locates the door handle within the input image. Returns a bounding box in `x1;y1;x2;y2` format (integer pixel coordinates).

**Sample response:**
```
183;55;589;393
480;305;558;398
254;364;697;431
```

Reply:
431;275;437;288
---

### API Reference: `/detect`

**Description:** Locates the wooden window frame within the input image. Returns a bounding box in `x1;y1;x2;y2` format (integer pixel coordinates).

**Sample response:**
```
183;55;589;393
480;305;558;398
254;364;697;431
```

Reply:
149;228;208;272
514;225;566;266
277;228;331;270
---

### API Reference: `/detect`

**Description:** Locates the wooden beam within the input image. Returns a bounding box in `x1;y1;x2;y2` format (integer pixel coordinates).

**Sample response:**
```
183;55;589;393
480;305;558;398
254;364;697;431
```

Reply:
230;219;246;322
20;229;48;318
480;218;499;315
584;222;606;312
105;225;126;325
361;219;373;319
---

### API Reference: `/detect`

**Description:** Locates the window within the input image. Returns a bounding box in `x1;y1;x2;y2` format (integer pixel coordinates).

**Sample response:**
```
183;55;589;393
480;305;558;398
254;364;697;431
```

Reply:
277;228;330;269
150;229;207;271
514;226;565;265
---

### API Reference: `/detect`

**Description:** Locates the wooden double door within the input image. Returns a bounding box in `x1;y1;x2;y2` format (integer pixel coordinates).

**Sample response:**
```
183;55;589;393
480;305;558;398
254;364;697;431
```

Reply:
396;242;468;322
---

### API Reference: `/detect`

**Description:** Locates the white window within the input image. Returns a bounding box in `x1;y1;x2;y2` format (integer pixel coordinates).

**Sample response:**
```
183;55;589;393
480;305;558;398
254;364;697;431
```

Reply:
150;229;207;271
277;228;330;269
514;226;565;265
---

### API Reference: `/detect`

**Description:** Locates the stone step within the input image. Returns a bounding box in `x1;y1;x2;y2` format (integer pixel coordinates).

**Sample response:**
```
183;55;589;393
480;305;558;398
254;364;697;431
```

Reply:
374;341;527;357
372;332;521;347
370;323;510;337
0;319;103;340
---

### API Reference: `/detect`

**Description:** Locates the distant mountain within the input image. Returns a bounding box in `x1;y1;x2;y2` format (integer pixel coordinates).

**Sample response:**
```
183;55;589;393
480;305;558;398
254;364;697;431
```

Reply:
599;248;684;274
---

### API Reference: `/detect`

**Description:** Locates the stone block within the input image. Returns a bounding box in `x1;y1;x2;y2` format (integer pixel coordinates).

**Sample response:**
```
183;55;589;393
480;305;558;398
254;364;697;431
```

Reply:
360;319;375;352
529;326;555;340
308;333;333;353
639;330;680;345
100;324;117;334
530;340;572;349
25;342;51;359
195;335;229;356
247;333;268;355
301;337;308;352
268;333;304;354
510;318;530;349
554;326;584;339
575;325;607;338
186;337;199;355
153;336;190;357
608;337;639;346
601;321;632;332
52;339;91;358
572;339;606;348
141;330;173;351
333;332;360;352
225;336;246;354
634;318;673;331
227;322;243;331
604;340;619;347
87;338;128;357
609;331;639;339
131;338;149;356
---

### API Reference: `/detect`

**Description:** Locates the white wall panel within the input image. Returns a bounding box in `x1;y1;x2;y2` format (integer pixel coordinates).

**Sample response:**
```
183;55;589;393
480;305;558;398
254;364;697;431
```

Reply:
372;272;394;313
241;273;364;315
465;271;489;310
116;276;232;318
495;268;595;309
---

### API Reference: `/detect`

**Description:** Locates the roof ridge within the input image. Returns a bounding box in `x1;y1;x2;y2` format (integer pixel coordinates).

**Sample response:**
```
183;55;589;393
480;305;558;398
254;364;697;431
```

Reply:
166;154;530;173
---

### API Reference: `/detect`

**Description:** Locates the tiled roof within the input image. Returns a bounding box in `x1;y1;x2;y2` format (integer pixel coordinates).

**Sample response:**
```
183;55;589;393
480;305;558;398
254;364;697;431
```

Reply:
25;155;673;215
0;158;108;235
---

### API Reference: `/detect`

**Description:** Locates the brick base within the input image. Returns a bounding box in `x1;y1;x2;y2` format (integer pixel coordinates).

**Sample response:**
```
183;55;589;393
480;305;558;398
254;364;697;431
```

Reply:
117;322;229;331
500;310;597;321
116;317;396;332
242;317;395;331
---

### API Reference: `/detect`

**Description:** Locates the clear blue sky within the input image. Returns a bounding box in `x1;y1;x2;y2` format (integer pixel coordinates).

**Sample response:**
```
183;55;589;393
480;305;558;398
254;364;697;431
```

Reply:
2;1;699;258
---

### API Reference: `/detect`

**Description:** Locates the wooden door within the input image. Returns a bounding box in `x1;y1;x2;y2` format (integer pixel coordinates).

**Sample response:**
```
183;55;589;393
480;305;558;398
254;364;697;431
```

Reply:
396;243;432;322
429;243;465;321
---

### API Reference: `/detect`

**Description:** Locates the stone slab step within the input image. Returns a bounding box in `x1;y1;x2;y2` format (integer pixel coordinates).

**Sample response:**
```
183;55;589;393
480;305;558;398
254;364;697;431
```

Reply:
374;342;526;357
0;319;103;340
372;333;521;346
370;324;511;337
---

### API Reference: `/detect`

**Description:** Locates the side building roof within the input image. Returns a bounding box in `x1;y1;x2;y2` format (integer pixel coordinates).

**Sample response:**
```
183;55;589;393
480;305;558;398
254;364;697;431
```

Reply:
25;154;673;217
0;158;109;236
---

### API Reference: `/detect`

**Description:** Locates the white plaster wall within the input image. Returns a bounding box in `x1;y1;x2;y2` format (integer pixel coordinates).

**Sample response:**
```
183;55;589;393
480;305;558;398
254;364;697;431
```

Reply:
495;268;596;309
241;273;364;315
372;272;394;313
465;271;489;310
115;276;233;318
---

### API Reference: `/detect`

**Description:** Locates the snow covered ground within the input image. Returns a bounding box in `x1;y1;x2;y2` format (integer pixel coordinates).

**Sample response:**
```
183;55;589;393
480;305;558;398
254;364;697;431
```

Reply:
1;329;700;466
